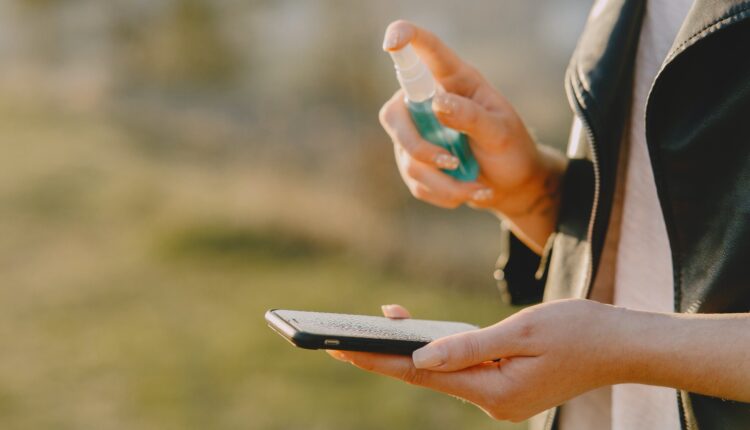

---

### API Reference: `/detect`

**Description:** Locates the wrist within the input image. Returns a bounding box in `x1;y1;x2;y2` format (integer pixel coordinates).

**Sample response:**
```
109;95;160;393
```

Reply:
564;303;750;401
489;147;567;253
599;307;680;387
582;303;638;386
498;148;565;217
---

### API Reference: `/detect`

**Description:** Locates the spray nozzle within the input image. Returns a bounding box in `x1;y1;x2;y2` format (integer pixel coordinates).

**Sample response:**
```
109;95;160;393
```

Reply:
388;43;435;103
389;44;420;71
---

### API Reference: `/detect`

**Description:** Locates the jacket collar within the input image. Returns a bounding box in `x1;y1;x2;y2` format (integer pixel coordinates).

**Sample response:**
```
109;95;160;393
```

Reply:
568;0;750;127
566;0;644;132
667;0;750;64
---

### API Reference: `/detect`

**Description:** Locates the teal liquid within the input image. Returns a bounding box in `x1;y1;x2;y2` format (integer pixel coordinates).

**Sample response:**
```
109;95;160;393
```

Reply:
407;99;479;181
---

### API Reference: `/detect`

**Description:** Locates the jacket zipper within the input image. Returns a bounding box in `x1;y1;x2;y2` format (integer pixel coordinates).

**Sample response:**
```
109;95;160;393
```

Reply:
580;121;600;297
541;73;602;430
567;75;601;299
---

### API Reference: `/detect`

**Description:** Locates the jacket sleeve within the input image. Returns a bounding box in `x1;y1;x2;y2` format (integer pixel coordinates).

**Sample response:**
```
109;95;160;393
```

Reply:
494;224;547;306
495;157;595;306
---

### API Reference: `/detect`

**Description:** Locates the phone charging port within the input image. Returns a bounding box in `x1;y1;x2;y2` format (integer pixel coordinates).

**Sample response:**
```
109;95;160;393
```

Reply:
324;339;340;346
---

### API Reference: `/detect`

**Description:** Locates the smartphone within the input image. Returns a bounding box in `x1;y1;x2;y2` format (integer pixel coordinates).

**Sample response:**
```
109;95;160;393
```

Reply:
266;309;478;355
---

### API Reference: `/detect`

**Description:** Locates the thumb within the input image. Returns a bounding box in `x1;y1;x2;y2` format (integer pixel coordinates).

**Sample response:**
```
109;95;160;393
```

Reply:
432;93;506;152
412;322;524;371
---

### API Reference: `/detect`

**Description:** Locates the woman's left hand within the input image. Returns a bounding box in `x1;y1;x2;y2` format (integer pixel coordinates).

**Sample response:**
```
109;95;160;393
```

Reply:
327;299;626;422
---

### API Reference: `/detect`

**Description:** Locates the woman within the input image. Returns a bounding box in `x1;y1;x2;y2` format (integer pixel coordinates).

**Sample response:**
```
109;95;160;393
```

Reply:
329;2;750;429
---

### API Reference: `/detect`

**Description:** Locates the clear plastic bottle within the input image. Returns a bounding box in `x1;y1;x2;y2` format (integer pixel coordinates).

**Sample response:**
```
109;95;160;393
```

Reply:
389;44;479;181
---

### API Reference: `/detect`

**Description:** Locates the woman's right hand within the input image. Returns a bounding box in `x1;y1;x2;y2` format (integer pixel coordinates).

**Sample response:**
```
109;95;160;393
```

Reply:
380;20;566;253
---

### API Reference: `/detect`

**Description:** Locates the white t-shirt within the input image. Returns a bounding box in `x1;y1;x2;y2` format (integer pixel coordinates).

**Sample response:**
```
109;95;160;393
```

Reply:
558;0;694;429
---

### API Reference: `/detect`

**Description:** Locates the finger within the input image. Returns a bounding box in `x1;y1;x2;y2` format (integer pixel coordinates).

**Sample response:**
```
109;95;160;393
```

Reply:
381;304;411;319
465;174;500;209
327;350;350;362
405;175;486;209
407;176;493;209
412;321;532;372
380;91;459;170
338;351;439;387
395;147;493;208
382;20;481;96
432;93;508;152
335;350;499;405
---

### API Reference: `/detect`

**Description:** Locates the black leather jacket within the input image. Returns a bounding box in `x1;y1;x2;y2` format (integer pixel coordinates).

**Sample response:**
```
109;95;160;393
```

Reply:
495;1;750;429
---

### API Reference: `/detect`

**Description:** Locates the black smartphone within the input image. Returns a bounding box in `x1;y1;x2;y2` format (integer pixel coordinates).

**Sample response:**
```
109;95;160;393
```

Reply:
265;309;478;355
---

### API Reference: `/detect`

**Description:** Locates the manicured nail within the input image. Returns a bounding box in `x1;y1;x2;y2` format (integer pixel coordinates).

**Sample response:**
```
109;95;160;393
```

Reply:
432;94;455;114
472;188;494;202
413;346;444;369
382;304;410;319
328;350;350;362
383;30;401;50
434;154;460;170
381;304;397;315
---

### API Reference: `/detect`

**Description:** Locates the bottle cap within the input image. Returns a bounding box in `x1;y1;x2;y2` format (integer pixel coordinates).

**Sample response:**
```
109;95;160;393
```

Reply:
389;44;435;102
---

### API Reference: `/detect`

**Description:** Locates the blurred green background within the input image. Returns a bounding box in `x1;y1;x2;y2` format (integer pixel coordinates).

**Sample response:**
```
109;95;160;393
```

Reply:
0;1;589;429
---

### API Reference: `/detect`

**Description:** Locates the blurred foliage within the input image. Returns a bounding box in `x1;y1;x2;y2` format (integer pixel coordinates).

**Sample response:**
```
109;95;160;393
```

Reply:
0;101;521;429
161;224;337;261
0;0;589;428
114;0;239;87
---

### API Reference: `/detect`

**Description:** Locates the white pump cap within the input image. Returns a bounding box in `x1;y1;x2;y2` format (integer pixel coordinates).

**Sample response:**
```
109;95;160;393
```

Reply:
389;44;435;102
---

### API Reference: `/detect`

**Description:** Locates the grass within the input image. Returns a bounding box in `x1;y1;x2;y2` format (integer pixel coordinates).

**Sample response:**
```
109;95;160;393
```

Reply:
0;99;527;429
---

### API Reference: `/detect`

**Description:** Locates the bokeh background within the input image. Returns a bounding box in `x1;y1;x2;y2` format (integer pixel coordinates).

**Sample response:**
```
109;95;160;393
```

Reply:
0;1;590;429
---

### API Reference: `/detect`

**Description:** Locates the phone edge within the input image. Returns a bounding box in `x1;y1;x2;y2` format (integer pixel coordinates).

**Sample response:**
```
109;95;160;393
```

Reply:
265;309;478;355
264;309;308;349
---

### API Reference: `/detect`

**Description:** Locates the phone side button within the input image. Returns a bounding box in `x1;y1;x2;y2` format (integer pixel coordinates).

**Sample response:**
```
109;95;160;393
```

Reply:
324;339;340;346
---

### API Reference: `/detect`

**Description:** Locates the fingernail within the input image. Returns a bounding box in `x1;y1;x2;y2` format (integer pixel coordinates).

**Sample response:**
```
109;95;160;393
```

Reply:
412;346;444;369
329;350;350;362
432;94;455;114
434;154;460;170
383;30;401;50
472;188;494;202
381;304;397;315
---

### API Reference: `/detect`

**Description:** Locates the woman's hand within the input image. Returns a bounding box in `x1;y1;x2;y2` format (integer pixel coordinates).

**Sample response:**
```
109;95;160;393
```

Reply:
328;301;750;421
328;300;625;422
380;20;567;252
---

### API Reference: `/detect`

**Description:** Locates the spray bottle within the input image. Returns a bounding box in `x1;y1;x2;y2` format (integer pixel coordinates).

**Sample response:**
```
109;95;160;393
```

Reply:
388;44;479;181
